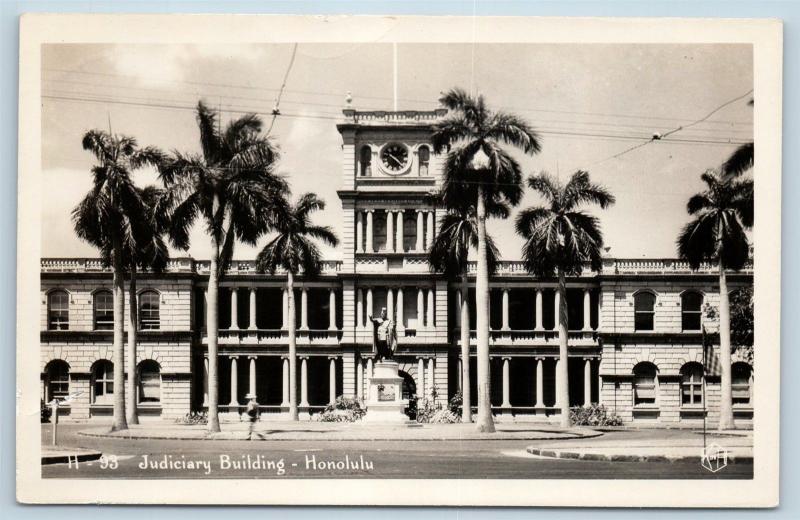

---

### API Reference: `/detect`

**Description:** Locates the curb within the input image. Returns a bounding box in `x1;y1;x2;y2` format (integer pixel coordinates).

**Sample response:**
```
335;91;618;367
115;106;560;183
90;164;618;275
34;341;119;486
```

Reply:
525;446;753;464
42;451;103;465
77;428;603;443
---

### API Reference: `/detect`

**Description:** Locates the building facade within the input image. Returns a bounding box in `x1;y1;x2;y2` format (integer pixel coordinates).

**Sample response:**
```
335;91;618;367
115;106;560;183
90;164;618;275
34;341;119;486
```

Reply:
40;108;754;426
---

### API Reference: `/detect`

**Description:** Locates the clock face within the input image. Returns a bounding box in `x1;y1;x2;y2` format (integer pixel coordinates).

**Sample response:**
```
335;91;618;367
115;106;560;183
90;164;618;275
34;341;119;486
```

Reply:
380;143;409;173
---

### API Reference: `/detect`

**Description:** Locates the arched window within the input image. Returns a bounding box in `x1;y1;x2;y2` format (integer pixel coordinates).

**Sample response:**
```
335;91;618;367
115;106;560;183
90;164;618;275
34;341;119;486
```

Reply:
418;146;430;176
91;360;114;404
93;290;114;330
634;292;656;331
138;291;160;330
359;146;372;177
138;360;161;404
681;291;703;331
44;360;70;402
732;362;752;405
47;290;70;330
680;362;704;406
632;362;658;406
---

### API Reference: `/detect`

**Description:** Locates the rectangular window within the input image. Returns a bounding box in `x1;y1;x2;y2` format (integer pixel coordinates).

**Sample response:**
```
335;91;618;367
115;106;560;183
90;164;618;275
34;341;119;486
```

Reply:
681;311;702;331
94;292;114;330
139;373;160;403
634;312;654;331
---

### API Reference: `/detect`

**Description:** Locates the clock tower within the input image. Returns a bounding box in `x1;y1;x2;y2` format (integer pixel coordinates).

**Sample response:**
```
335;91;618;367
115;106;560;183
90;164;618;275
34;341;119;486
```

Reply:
336;101;452;406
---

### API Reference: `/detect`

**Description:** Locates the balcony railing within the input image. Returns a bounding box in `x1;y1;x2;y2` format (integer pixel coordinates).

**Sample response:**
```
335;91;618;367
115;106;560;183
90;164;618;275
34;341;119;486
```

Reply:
207;328;342;345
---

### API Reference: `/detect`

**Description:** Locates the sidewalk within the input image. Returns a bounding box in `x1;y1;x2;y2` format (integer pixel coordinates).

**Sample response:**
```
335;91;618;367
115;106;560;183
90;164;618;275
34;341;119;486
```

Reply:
526;431;753;463
78;421;602;442
42;446;103;465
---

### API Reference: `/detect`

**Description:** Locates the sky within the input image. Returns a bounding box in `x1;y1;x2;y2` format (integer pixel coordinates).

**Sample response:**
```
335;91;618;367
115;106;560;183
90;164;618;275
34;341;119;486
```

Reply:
41;42;753;261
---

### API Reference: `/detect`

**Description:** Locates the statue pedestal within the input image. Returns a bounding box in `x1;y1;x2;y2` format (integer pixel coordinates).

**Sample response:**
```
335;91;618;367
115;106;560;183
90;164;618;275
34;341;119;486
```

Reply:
363;361;409;423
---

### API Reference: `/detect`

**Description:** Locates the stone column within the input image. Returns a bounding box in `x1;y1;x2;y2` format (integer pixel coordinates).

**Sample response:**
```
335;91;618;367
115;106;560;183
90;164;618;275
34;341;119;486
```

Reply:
502;357;511;408
417;288;425;329
457;358;463;391
416;358;425;398
583;289;592;331
535;358;545;408
426;211;434;249
584;358;592;406
365;210;374;253
387;288;394;320
300;288;309;330
555;358;562;407
386;210;395;253
300;357;309;407
426;288;435;329
356;289;364;329
396;210;404;253
366;288;373;321
355;211;364;253
249;287;257;330
356;359;364;399
554;290;561;331
281;289;288;330
427;357;436;399
415;210;424;252
281;357;289;407
328;289;337;330
202;357;209;406
228;356;239;406
329;357;337;404
396;288;404;329
248;356;257;397
230;287;239;330
535;289;543;331
502;289;510;331
366;358;374;400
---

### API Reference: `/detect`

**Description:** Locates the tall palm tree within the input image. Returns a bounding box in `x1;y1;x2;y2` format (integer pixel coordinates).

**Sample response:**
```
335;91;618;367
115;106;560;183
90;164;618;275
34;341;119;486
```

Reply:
123;186;170;425
428;198;501;423
72;130;163;432
515;170;615;427
160;101;288;432
255;193;338;421
677;170;753;430
432;88;541;432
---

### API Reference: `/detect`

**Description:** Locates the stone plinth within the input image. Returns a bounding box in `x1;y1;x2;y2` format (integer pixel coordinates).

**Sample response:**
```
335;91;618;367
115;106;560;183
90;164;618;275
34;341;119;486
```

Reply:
363;361;409;423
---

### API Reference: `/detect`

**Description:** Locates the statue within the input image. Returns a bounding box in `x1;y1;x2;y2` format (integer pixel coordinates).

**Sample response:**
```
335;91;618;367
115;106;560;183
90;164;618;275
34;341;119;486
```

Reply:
368;307;398;362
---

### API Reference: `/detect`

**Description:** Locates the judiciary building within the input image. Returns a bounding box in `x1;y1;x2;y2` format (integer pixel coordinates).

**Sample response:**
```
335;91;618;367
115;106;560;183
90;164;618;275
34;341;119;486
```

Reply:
40;107;754;427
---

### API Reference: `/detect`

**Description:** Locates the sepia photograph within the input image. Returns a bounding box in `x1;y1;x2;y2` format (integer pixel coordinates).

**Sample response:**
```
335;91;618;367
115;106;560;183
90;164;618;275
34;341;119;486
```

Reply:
16;14;782;507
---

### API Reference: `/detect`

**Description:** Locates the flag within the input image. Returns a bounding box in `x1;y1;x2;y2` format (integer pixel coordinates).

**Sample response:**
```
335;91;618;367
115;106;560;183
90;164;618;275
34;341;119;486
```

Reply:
702;325;721;377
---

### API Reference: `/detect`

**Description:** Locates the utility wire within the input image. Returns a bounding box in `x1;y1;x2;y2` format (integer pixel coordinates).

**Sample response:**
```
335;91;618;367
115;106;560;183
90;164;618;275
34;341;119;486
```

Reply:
267;43;299;135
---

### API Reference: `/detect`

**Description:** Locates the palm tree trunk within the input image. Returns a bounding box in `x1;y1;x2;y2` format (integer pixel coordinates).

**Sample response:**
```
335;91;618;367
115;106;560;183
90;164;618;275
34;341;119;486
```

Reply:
206;196;222;433
460;272;472;423
287;271;299;421
126;265;139;425
557;269;571;428
474;185;495;433
718;264;735;430
111;238;128;432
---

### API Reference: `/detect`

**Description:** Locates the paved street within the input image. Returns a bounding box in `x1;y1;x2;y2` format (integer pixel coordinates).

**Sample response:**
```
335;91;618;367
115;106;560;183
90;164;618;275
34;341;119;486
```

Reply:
42;424;752;479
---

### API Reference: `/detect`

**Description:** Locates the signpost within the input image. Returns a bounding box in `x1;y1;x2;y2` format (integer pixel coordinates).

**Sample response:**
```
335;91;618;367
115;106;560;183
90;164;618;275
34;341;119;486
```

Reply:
48;391;83;446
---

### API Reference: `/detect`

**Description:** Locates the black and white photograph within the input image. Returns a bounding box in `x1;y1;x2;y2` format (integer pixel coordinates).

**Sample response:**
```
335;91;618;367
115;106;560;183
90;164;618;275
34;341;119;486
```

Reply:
16;14;782;507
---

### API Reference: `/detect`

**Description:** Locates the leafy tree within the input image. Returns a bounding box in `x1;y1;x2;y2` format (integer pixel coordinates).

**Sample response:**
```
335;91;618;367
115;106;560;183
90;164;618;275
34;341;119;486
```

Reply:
677;169;753;430
255;193;338;420
160;102;288;432
72;130;163;431
515;170;615;427
432;88;541;432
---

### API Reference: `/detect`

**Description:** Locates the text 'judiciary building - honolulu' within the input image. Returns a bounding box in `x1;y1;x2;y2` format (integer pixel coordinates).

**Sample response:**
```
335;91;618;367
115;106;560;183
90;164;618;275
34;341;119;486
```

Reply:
40;107;754;426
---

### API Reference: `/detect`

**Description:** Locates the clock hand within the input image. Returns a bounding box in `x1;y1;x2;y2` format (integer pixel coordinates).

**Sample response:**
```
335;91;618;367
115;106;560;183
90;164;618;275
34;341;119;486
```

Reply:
387;153;403;167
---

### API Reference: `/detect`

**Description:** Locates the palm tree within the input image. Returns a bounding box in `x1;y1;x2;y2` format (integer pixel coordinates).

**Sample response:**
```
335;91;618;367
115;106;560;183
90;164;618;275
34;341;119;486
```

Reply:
160;101;288;432
722;99;754;179
255;193;338;421
428;198;501;423
72;130;163;432
515;171;615;427
677;170;753;430
432;88;541;432
123;186;170;425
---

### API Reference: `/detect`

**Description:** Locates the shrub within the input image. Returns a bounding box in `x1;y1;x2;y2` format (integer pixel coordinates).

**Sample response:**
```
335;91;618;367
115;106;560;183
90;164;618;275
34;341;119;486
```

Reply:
415;387;460;423
429;408;461;424
41;400;52;423
448;391;462;414
569;404;623;427
314;396;366;422
175;411;208;425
